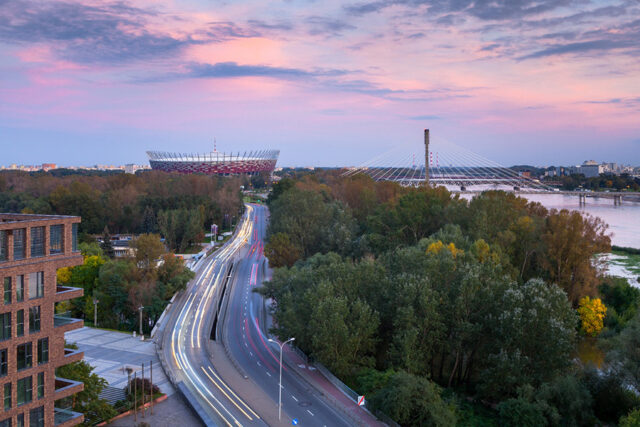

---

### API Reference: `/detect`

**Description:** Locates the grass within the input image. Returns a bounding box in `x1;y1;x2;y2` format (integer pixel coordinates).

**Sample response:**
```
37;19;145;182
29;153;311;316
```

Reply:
611;250;640;275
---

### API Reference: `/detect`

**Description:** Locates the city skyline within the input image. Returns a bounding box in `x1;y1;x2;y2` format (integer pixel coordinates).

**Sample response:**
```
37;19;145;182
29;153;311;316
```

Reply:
1;0;639;166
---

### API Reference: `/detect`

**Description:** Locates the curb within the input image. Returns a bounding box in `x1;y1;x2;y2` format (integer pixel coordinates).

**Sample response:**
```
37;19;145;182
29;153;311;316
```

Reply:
97;394;168;426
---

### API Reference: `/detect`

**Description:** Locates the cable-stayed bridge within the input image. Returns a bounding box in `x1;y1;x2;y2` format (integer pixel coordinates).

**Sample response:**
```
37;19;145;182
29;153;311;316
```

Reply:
343;130;640;204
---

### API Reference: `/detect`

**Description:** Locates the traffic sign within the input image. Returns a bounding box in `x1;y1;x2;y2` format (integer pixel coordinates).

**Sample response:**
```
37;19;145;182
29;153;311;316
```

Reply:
357;395;365;406
292;418;299;425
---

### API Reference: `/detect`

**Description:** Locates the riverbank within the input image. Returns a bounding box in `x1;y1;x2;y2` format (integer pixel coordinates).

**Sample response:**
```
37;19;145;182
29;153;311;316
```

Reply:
602;252;640;287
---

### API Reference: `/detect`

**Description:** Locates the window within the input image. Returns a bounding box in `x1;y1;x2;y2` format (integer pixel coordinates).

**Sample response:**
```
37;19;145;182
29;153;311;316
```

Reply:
36;373;44;399
13;229;25;260
3;383;10;410
0;313;9;341
0;418;10;427
72;223;78;252
17;310;24;337
3;278;10;305
17;414;24;427
17;343;32;371
16;275;24;302
50;225;63;254
17;376;32;406
37;339;48;365
28;272;43;300
29;307;40;333
0;231;6;262
30;227;44;258
29;406;43;427
0;350;6;377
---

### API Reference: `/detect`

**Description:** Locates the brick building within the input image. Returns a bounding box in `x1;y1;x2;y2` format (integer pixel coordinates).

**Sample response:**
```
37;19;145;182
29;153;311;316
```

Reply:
0;214;85;427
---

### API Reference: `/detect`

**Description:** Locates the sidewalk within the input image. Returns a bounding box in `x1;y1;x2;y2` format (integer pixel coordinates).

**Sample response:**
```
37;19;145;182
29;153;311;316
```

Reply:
107;394;203;427
65;327;174;396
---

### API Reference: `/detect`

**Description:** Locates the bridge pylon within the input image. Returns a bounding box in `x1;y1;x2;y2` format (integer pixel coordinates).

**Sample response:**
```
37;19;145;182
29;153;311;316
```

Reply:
424;129;430;186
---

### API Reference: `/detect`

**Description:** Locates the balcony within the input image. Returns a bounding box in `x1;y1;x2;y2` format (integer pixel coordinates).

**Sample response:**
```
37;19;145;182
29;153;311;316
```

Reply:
54;407;83;426
53;314;83;333
54;285;83;303
55;377;84;400
55;347;84;367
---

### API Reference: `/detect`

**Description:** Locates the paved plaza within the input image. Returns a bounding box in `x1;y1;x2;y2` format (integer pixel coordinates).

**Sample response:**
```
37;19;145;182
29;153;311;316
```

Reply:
65;327;174;396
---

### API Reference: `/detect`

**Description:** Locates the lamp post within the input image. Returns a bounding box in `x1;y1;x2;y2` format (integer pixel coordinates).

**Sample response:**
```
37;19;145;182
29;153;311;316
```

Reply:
138;306;144;336
267;337;294;420
92;297;99;327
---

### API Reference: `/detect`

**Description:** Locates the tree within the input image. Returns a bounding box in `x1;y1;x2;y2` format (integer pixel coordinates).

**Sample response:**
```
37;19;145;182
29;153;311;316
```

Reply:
100;226;115;259
56;357;117;425
264;232;302;267
620;408;640;427
369;371;456;427
577;296;606;336
541;210;610;305
131;234;165;272
609;313;640;392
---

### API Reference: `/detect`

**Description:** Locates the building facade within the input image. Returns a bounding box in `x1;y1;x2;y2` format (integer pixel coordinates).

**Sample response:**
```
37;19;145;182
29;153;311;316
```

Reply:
0;214;85;427
146;150;279;175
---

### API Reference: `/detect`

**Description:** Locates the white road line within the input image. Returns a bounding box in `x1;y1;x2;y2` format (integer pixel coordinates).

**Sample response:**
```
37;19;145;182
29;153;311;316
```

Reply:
266;372;271;377
307;410;314;416
291;395;298;402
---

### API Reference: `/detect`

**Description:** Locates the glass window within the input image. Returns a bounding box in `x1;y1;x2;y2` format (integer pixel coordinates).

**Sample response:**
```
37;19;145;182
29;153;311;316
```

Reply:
0;418;10;427
16;275;24;302
29;406;43;427
37;339;48;365
17;414;24;427
17;343;32;371
36;373;44;399
3;278;10;305
72;223;78;252
17;376;32;406
29;307;40;333
30;227;44;258
13;229;25;260
0;313;9;341
28;272;43;300
3;383;10;410
0;231;6;262
0;350;6;377
17;310;24;337
50;225;63;254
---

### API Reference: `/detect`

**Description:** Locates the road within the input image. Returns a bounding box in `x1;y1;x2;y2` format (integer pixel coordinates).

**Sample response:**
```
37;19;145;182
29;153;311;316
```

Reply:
222;204;351;427
159;204;351;426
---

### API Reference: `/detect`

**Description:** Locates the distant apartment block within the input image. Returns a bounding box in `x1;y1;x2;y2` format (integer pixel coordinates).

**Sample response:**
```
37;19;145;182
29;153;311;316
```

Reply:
0;214;85;427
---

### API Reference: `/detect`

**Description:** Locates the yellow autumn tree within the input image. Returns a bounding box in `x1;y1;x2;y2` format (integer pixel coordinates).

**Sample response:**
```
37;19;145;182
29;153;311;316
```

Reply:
447;242;463;258
426;240;444;255
577;296;607;336
57;267;72;284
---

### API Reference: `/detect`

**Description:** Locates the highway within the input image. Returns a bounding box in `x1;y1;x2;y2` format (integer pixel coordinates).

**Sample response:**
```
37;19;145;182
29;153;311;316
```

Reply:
159;204;352;426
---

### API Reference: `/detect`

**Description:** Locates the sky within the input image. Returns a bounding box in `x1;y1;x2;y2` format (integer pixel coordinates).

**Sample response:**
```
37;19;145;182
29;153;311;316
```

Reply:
0;0;639;167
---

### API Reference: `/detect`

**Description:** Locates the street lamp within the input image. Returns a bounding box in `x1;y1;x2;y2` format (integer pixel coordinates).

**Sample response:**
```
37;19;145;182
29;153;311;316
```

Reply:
92;297;99;327
138;306;144;337
267;337;294;420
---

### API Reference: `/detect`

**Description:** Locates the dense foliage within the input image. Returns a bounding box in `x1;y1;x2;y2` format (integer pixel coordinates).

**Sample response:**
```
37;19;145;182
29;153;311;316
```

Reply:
0;170;244;250
260;171;640;426
58;240;193;333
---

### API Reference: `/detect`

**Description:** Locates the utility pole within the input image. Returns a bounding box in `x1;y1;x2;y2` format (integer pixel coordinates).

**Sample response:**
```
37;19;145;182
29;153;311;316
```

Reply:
424;128;430;186
268;337;295;420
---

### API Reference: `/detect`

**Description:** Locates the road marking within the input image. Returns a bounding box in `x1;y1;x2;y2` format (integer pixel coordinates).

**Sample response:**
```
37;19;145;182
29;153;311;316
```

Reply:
266;372;271;377
207;367;260;419
307;410;314;416
291;395;298;402
201;366;257;421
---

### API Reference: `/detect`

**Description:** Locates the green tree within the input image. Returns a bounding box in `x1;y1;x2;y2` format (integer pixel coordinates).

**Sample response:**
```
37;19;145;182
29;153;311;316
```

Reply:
56;358;116;425
620;408;640;427
369;371;456;427
264;232;302;267
131;234;165;273
100;226;115;259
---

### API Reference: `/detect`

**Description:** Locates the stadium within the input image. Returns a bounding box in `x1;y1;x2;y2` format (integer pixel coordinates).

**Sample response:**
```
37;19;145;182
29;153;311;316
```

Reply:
146;149;279;175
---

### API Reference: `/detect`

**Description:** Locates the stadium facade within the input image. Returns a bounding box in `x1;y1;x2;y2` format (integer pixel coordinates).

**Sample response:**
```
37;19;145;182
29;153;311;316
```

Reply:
146;150;279;175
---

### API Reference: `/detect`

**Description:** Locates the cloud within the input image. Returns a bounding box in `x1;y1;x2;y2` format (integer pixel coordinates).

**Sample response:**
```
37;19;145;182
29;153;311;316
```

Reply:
0;1;258;65
345;0;571;20
305;16;356;36
247;19;294;32
408;114;440;120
